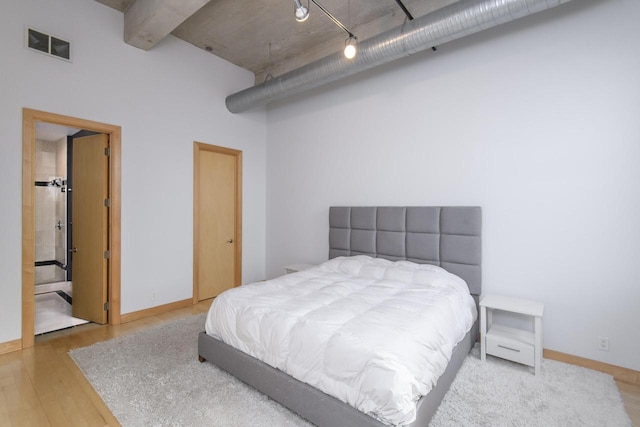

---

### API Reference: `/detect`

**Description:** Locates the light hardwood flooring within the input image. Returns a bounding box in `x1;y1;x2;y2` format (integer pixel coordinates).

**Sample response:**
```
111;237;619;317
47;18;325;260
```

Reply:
619;380;640;427
0;300;211;426
1;299;639;426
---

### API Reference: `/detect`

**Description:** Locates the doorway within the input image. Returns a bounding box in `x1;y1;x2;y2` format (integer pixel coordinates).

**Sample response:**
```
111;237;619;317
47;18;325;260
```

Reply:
22;108;122;348
33;125;92;334
193;142;242;302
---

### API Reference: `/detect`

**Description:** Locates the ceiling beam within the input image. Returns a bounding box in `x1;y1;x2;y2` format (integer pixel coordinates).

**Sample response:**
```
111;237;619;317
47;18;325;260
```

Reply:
124;0;212;51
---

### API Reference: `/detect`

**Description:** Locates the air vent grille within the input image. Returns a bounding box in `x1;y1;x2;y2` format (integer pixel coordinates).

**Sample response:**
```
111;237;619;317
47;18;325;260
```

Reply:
26;27;71;61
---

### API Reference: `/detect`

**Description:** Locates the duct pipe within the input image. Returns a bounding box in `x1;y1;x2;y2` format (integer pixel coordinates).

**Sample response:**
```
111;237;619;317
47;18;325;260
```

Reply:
226;0;572;113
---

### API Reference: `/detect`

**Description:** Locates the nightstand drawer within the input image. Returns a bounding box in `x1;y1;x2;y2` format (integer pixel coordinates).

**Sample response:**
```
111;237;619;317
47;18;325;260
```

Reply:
486;325;535;367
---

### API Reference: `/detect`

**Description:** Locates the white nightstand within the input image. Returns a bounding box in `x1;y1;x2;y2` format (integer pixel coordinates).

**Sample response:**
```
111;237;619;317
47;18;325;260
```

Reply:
284;263;314;274
480;294;544;375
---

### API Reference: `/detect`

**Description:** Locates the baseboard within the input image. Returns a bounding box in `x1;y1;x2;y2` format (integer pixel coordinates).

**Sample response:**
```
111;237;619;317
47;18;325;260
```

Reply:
0;339;22;355
544;348;640;385
120;298;193;324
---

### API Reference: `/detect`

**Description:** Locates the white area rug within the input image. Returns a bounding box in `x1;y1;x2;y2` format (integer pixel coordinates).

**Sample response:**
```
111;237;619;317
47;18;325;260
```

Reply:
69;314;631;427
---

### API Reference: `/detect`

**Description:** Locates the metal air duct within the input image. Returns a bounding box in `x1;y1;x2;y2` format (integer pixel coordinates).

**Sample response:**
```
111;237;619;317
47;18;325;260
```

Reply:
226;0;573;113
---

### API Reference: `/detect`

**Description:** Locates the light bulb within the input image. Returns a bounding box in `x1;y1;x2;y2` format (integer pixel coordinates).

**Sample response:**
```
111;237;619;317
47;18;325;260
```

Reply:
295;4;309;22
344;40;356;59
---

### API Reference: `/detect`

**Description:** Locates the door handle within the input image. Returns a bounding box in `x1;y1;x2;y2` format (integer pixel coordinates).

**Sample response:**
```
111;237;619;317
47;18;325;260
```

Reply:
227;239;234;243
69;247;78;253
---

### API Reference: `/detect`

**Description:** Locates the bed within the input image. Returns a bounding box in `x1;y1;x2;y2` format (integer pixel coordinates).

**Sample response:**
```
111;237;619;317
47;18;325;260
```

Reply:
198;206;481;426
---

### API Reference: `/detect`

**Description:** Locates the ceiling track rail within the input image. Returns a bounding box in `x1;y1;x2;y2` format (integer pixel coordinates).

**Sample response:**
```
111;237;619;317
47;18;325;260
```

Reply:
310;0;355;38
394;0;414;20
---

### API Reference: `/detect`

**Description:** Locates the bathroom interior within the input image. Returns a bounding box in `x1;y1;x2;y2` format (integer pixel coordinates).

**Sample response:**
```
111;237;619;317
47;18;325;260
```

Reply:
34;122;89;335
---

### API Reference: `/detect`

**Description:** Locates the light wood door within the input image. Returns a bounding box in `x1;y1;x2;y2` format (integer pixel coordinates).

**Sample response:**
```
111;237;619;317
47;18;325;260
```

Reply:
195;144;242;301
71;134;109;323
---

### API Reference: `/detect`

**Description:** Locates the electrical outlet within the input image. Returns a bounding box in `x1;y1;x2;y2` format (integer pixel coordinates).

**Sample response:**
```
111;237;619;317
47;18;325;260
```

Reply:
598;336;609;351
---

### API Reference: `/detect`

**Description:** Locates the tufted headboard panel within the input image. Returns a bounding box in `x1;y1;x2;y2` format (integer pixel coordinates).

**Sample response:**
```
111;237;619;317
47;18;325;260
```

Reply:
329;206;481;296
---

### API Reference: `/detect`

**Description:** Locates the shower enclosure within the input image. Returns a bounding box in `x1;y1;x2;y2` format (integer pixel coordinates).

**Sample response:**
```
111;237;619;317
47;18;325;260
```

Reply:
34;138;69;286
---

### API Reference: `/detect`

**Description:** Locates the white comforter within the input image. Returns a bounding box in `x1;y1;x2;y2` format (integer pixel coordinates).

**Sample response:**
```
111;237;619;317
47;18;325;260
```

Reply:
205;256;477;426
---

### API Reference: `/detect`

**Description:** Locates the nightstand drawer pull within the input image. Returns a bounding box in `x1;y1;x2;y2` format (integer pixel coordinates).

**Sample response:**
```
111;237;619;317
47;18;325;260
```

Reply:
498;344;520;352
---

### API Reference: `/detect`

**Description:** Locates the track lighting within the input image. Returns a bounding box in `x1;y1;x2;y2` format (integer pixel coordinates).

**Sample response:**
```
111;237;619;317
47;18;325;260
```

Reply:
294;0;358;59
294;0;309;22
344;37;357;59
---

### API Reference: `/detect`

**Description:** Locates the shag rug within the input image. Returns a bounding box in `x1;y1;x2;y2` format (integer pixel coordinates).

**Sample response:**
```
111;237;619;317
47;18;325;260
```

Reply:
69;314;632;427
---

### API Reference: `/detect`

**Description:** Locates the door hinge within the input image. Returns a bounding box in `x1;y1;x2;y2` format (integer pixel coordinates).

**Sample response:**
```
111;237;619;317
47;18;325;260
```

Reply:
105;147;111;156
104;198;111;208
104;301;110;311
104;250;110;259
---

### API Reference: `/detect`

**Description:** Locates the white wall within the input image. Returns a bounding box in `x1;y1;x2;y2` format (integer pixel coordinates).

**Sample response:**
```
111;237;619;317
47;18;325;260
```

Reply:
0;0;267;344
266;0;640;370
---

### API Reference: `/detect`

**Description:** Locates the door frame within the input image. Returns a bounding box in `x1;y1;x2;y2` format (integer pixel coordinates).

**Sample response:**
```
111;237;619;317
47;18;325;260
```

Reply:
22;108;122;347
193;142;242;303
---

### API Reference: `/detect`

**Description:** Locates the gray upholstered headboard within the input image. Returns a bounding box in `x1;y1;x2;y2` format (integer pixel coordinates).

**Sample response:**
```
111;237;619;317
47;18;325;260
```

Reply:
329;206;481;296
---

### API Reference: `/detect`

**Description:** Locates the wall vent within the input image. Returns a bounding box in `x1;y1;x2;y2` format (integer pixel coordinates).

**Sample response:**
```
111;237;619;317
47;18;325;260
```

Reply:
25;27;71;62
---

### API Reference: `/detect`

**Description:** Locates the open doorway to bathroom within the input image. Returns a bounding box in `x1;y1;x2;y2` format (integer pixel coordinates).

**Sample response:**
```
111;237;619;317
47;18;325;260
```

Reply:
33;125;111;334
22;109;122;348
33;124;88;334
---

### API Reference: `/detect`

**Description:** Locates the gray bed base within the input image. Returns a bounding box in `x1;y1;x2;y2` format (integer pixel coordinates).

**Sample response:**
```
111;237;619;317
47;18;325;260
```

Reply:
198;206;481;426
198;321;477;427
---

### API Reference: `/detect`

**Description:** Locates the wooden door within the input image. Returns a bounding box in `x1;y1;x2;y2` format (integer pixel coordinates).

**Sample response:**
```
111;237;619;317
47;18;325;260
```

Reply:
194;143;242;301
71;134;109;323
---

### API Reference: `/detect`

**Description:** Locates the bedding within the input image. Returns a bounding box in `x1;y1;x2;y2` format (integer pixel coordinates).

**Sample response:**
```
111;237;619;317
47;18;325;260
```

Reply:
205;255;477;426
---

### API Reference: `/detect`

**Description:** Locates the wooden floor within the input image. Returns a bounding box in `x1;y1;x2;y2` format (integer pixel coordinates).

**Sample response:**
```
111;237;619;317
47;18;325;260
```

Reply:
619;380;640;427
1;299;638;426
0;300;211;427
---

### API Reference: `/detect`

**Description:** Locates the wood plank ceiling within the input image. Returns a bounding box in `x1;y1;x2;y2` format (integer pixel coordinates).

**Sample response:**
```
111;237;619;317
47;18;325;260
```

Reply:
96;0;455;83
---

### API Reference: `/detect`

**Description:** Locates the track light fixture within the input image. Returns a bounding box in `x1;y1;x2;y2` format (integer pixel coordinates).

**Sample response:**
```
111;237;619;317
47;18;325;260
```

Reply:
344;37;357;59
294;0;309;22
293;0;358;59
